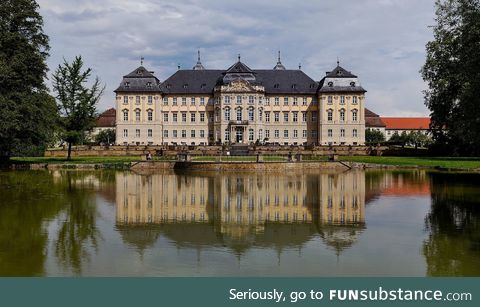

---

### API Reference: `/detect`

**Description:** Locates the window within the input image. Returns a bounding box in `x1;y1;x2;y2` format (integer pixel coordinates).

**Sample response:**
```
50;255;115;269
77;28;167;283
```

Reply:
224;108;230;121
200;97;205;105
200;112;205;122
303;97;307;105
248;108;254;121
123;96;129;104
148;129;153;137
283;112;289;122
293;112;298;122
284;130;289;138
259;109;263;121
274;97;279;105
135;110;141;121
340;110;345;122
259;129;263;141
293;97;298;105
148;96;153;104
224;96;230;104
352;96;358;104
236;108;242;121
181;97;186;105
352;110;358;122
265;130;270;138
311;112;317;122
293;130;298;138
163;130;168;138
274;130;279;138
123;129;128;137
181;112;186;122
123;110;128;121
163;112;168;122
191;130;195;138
340;128;345;137
248;96;254;104
328;96;333;104
135;129;140;137
163;97;168;105
265;97;270;105
265;112;270;122
200;130;205;138
173;130;177;138
181;130;186;138
302;130;307;138
191;97;195;105
172;97;177;105
284;97;288;105
327;110;333;122
249;129;254;141
302;112;307;122
353;129;358;137
191;113;196;122
328;129;333;137
340;96;345;105
225;129;230;141
236;96;242;104
147;110;153;121
135;96;140;104
274;112;279;122
173;113;178;122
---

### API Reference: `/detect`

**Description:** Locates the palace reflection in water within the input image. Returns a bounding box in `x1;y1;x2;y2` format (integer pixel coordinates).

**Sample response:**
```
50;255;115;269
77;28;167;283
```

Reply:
115;170;365;255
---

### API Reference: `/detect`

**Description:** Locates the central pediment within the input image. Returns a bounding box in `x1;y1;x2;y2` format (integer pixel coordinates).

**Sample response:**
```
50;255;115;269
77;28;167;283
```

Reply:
220;79;262;93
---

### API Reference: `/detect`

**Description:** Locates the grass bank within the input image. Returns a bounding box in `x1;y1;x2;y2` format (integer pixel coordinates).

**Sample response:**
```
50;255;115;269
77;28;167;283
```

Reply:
11;156;143;164
339;156;480;169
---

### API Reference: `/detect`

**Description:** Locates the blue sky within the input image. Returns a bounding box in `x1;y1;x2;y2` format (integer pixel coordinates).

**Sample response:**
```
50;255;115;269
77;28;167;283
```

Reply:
38;0;436;116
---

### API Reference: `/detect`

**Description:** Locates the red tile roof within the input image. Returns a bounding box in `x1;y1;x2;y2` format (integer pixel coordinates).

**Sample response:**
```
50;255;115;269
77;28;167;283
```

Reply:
96;108;116;127
380;117;430;130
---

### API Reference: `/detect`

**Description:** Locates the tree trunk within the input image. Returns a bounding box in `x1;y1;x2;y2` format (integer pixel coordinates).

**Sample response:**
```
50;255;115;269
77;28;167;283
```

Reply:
67;142;72;160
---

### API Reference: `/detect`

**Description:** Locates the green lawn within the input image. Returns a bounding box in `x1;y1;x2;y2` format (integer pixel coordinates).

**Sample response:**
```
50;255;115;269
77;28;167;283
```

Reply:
339;156;480;169
11;156;142;164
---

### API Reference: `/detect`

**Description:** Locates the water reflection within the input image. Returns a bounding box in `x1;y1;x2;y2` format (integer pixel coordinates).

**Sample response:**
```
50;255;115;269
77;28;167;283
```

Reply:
115;170;366;256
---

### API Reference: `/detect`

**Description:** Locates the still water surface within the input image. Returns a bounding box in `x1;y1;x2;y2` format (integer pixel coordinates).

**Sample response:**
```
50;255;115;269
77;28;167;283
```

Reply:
0;169;479;276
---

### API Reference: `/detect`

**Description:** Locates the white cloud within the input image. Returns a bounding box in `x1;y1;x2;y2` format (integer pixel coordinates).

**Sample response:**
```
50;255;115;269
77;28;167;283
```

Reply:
38;0;435;116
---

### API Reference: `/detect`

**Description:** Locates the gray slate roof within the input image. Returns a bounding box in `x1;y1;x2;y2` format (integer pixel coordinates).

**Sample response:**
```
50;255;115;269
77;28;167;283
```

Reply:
115;66;161;93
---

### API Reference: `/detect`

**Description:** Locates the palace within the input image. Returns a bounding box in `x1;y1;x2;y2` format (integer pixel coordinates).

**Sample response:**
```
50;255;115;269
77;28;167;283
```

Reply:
114;52;366;146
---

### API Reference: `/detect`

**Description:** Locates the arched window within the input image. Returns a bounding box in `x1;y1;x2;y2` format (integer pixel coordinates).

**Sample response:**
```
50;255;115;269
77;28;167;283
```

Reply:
259;108;263;121
224;108;230;121
123;110;129;121
248;108;254;121
339;109;345;122
327;109;333;122
352;109;358;122
236;108;242;121
147;109;153;121
135;109;141;121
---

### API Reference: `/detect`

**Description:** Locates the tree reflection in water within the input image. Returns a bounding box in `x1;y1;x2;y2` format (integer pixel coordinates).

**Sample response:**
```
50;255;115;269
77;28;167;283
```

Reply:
424;172;480;276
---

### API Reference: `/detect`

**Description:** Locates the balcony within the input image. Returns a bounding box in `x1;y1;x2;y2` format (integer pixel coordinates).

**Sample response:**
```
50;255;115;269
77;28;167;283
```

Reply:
229;120;250;125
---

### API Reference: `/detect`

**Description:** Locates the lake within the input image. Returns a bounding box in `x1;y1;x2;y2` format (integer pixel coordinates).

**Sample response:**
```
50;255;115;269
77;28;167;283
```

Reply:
0;169;479;276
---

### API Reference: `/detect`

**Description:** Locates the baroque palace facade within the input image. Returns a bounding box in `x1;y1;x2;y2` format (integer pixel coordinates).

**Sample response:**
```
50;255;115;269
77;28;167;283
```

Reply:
115;52;366;146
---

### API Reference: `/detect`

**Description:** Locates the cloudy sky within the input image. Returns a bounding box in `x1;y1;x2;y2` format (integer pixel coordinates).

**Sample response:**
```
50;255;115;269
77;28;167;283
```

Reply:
38;0;436;116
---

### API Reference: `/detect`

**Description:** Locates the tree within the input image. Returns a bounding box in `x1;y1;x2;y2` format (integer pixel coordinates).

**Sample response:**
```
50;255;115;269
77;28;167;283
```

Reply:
95;129;115;145
365;129;385;144
0;0;59;160
421;0;480;155
53;56;104;159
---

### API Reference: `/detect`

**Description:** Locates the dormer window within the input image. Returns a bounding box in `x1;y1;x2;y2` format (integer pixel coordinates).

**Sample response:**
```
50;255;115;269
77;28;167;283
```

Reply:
166;84;171;89
309;84;316;88
183;84;188;89
136;69;142;75
201;83;206;88
328;81;333;87
350;81;356;87
146;82;152;88
274;83;280;89
124;82;130;88
291;84;297;89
